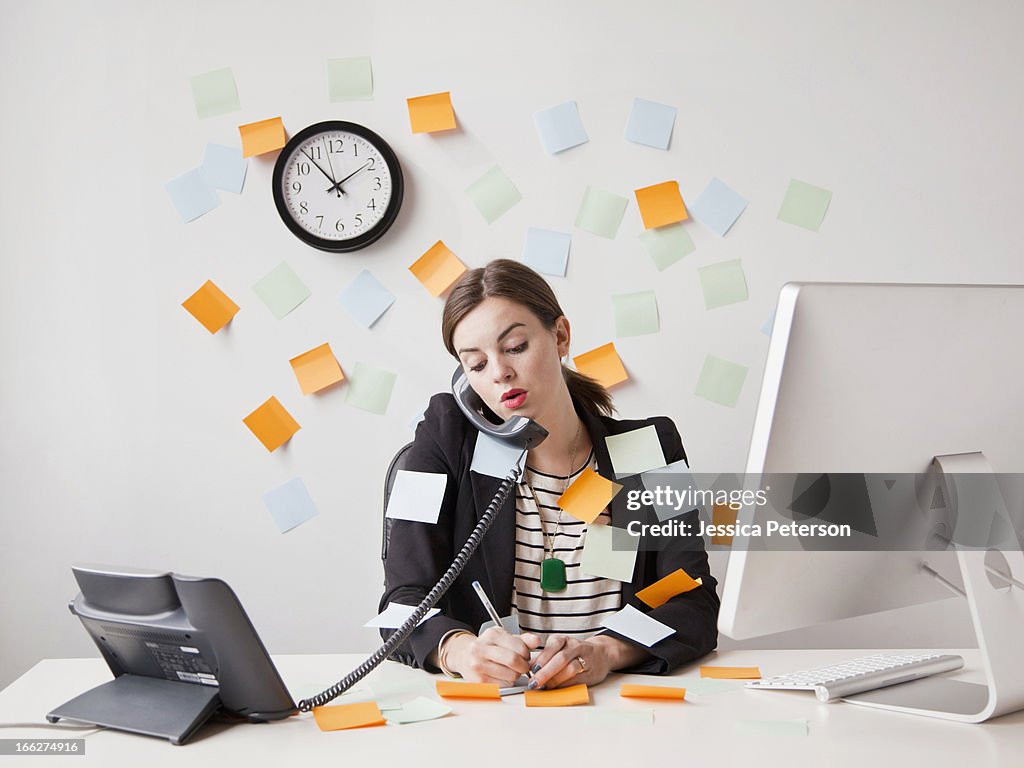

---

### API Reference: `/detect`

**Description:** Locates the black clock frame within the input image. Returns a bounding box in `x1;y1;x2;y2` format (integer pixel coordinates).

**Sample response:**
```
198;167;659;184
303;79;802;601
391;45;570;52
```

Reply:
272;120;404;253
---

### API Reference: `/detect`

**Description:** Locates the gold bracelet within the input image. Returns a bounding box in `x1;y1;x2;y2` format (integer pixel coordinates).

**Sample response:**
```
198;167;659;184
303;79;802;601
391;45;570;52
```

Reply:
437;630;472;678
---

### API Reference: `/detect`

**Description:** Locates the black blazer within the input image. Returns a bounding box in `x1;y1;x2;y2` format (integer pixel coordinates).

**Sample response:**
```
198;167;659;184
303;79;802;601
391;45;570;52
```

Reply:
380;392;720;675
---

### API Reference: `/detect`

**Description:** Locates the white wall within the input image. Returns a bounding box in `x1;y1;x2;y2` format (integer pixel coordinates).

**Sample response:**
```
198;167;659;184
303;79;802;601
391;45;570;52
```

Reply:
2;0;1022;689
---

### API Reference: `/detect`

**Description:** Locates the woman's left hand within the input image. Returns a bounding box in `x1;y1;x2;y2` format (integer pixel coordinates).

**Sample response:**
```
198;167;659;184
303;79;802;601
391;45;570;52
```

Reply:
527;634;614;689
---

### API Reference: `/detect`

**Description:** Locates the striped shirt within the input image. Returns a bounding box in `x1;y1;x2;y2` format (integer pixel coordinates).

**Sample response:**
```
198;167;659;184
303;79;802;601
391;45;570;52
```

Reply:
512;449;622;639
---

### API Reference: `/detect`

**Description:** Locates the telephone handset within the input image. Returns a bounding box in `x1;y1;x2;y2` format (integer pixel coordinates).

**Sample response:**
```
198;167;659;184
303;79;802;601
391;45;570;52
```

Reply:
297;368;548;712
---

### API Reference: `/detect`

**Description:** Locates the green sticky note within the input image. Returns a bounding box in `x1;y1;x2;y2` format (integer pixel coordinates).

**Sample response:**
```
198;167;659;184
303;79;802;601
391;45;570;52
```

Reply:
384;696;452;725
465;165;521;223
736;718;808;737
190;68;240;119
612;290;659;337
639;223;695;271
677;677;746;695
252;262;311;319
586;709;653;727
346;361;397;415
605;425;667;477
695;355;748;407
777;179;832;231
580;524;638;582
575;186;628;238
698;259;748;309
327;56;373;102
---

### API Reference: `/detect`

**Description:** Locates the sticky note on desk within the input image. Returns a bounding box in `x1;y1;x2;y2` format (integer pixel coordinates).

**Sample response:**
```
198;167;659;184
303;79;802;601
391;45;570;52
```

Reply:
700;666;761;679
605;424;667;478
385;470;447;524
777;179;831;231
639;224;695;272
290;343;345;395
239;117;286;158
337;268;395;329
635;181;688;229
636;569;703;609
252;261;311;319
581;525;638;582
558;467;622;524
190;67;239;119
409;241;466;297
312;701;385;731
600;604;674;647
345;361;397;415
365;602;439;629
407;91;456;133
533;100;589;154
165;168;221;222
612;290;659;337
243;396;300;452
620;683;686;700
575;186;628;238
524;683;589;707
695;355;747;408
466;165;521;223
199;143;247;194
698;259;748;309
328;56;373;102
262;477;318;533
182;280;239;333
689;177;748;236
573;343;628;389
625;97;676;150
385;696;452;724
436;680;501;699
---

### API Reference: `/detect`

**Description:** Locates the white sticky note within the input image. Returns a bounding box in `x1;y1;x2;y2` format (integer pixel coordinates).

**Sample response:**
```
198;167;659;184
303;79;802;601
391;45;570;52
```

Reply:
533;100;589;154
165;168;221;222
364;602;440;629
625;98;677;150
385;470;448;524
471;431;526;479
581;524;639;582
605;425;667;478
337;269;395;329
600;604;674;647
199;143;247;194
522;228;571;276
262;477;319;533
385;696;452;725
689;178;748;236
641;459;703;522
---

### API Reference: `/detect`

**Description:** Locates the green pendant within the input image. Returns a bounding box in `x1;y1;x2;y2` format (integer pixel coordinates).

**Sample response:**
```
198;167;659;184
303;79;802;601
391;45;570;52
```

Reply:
540;557;567;593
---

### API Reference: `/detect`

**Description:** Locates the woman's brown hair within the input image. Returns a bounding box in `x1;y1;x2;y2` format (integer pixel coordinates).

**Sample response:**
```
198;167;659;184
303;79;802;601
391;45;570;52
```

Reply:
441;259;614;416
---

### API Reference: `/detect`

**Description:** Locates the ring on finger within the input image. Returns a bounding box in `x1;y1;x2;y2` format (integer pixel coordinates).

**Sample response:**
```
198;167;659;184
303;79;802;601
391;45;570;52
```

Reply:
576;655;587;674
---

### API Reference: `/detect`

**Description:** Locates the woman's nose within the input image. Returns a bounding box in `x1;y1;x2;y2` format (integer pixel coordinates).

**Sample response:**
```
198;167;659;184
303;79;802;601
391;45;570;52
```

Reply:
492;361;514;382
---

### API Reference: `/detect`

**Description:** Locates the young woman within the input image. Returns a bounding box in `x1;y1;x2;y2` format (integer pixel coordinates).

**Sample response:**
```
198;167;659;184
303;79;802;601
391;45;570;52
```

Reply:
381;259;719;690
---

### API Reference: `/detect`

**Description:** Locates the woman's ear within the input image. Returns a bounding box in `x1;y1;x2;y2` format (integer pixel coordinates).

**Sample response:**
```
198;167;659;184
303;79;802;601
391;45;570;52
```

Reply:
554;315;571;358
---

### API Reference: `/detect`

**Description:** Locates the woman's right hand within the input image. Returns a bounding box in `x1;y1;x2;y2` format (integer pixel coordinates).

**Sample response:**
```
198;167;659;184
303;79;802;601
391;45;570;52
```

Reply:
447;627;542;685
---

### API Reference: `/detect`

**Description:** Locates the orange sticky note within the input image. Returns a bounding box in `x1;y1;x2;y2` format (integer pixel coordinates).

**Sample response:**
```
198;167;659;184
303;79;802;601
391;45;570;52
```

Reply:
620;683;686;700
700;666;761;680
711;503;738;546
243;396;300;452
182;280;239;333
573;343;628;389
435;680;501;699
407;91;457;133
312;701;385;731
635;569;704;609
524;684;590;707
409;241;467;297
239;116;287;158
290;343;345;395
634;181;689;229
558;467;622;524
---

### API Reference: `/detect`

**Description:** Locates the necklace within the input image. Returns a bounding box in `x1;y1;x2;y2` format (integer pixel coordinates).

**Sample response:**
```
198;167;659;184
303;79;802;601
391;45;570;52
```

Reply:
527;419;582;594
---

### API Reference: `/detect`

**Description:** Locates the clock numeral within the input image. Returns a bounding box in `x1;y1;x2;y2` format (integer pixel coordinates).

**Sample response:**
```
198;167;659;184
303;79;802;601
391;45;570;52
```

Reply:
366;158;376;170
331;139;343;153
299;201;309;215
352;144;358;157
373;177;381;191
296;162;310;176
354;214;363;227
335;219;345;233
366;198;376;211
310;145;322;160
315;215;324;230
291;181;301;193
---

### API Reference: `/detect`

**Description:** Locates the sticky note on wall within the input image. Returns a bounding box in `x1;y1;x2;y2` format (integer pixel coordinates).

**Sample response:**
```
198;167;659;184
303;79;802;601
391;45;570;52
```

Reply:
634;181;688;229
239;117;286;158
190;67;240;119
409;241;466;296
243;396;300;452
407;91;457;133
182;280;239;333
573;343;628;389
289;343;345;395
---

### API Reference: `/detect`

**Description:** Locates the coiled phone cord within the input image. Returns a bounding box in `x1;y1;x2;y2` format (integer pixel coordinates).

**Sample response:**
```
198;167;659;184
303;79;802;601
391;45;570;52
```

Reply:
297;451;526;712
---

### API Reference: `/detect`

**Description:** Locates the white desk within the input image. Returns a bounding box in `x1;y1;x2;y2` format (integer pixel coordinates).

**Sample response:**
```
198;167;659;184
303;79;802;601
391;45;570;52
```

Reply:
1;650;1021;767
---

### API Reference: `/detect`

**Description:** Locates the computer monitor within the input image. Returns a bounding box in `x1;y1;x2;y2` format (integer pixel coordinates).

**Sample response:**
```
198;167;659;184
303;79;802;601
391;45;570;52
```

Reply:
47;564;296;745
717;282;1024;722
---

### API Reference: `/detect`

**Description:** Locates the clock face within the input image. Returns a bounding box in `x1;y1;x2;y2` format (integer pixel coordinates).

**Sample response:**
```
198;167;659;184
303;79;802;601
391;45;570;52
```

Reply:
272;121;404;252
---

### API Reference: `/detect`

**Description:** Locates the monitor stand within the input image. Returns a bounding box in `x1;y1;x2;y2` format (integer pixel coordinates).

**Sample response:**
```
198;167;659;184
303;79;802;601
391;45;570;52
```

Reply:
842;452;1024;722
47;674;222;745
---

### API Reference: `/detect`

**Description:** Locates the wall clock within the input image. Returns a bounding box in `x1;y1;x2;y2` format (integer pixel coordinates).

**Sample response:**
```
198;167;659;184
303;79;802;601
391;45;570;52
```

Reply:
272;121;404;252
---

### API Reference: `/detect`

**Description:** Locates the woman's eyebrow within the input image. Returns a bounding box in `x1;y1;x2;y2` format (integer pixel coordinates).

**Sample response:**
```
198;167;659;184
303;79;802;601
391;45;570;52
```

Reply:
457;322;526;355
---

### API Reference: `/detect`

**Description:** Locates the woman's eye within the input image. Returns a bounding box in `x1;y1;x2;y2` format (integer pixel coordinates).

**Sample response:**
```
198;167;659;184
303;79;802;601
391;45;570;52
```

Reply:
469;361;486;372
507;343;527;354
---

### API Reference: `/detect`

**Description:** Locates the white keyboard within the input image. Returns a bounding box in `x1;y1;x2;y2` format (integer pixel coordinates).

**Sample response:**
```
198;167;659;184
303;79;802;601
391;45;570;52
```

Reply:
748;653;964;702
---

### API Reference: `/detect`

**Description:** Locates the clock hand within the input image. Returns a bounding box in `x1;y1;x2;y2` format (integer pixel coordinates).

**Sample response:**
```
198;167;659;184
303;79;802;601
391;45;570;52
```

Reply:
300;148;344;196
321;139;342;199
325;160;372;194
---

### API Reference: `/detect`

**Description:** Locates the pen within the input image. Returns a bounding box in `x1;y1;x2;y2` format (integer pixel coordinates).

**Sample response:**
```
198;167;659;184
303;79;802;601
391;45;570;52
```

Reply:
471;580;535;682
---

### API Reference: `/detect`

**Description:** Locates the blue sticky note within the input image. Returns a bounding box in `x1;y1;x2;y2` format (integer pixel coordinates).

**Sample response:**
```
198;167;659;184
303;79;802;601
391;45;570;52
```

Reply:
199;143;247;194
761;307;777;337
471;431;526;479
533;100;589;154
522;228;571;276
625;98;677;150
262;477;319;533
337;269;395;329
689;178;748;236
165;168;221;222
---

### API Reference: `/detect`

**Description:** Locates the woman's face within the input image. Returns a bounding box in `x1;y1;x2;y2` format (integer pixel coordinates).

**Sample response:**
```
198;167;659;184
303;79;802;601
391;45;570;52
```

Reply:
452;296;569;423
